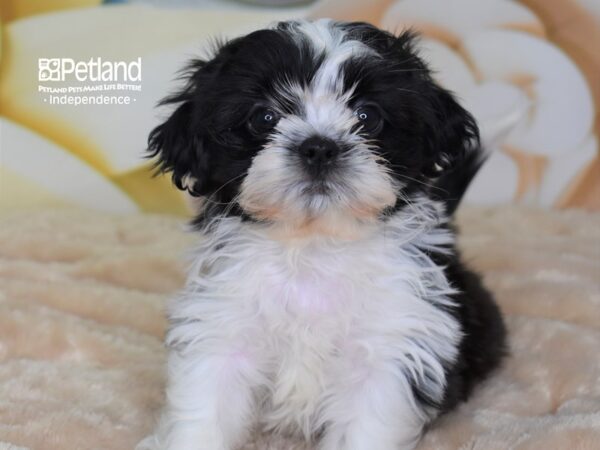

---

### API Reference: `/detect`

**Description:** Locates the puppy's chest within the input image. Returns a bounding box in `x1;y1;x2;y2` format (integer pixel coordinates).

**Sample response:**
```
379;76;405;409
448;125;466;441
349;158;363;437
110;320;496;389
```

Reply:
255;242;388;322
240;239;451;431
243;240;428;362
252;245;389;429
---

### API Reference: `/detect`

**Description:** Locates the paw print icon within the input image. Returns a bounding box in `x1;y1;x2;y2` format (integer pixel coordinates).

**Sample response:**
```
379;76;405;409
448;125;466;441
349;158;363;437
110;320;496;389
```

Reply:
38;59;61;81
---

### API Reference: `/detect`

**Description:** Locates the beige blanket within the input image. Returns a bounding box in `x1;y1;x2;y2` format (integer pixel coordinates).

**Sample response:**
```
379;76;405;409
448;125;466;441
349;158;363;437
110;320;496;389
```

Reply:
0;207;599;450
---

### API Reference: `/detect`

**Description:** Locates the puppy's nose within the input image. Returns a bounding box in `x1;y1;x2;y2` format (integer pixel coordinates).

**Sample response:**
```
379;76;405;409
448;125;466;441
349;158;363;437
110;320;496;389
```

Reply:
298;136;340;169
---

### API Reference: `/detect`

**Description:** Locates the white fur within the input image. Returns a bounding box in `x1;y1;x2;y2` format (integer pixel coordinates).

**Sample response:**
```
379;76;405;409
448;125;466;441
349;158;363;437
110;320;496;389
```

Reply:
137;198;461;450
238;111;398;231
291;19;375;96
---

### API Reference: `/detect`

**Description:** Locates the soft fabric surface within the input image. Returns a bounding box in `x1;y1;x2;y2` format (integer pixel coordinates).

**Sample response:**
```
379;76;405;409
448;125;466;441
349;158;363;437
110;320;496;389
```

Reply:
0;207;598;450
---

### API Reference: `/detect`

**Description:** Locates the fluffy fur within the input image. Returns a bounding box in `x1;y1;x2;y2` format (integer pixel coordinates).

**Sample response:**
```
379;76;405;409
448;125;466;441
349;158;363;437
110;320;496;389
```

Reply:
138;19;506;450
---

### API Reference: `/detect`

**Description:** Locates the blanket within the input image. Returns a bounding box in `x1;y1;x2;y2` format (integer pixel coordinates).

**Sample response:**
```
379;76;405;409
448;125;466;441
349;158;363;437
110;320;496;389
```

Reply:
0;207;598;450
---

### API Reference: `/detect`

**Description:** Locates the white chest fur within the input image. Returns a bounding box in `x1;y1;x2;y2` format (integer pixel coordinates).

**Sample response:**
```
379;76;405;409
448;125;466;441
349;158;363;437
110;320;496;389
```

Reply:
166;211;462;441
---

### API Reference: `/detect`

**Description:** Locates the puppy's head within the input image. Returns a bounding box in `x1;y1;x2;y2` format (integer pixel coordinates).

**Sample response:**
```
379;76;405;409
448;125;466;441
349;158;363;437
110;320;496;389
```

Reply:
149;20;478;233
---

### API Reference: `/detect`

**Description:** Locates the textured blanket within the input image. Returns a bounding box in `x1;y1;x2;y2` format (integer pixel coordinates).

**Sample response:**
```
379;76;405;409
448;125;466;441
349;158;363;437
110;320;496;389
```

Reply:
0;207;599;450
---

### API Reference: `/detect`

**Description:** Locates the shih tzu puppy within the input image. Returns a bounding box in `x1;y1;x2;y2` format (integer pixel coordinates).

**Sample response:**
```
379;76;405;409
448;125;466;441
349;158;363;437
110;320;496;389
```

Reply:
138;19;506;450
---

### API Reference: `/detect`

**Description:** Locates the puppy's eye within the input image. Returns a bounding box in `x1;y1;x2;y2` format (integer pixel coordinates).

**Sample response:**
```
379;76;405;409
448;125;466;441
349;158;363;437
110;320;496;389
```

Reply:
248;107;279;134
354;105;383;134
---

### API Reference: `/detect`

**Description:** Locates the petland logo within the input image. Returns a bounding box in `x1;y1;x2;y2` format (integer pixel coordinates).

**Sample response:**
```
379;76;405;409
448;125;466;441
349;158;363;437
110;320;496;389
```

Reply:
38;57;142;106
38;57;142;82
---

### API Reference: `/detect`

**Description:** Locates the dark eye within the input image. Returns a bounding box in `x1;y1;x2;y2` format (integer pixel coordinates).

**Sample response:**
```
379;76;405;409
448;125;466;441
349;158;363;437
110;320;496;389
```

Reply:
248;107;279;135
354;105;383;134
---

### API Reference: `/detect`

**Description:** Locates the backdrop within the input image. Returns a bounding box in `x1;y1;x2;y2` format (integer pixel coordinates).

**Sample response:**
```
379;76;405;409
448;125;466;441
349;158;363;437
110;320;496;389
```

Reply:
1;0;598;214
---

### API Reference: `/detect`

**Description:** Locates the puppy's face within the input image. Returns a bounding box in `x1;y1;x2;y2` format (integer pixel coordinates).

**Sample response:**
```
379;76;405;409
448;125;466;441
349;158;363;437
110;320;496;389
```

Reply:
150;20;478;232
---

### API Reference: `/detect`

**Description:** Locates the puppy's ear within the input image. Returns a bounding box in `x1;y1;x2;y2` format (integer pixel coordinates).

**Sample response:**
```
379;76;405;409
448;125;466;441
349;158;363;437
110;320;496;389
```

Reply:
148;99;208;197
148;50;230;197
390;30;480;177
423;85;480;178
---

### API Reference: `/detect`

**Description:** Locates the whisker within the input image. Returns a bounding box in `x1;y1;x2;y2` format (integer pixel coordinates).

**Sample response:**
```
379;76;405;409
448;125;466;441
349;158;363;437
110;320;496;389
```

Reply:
383;163;448;193
397;174;446;193
203;173;248;205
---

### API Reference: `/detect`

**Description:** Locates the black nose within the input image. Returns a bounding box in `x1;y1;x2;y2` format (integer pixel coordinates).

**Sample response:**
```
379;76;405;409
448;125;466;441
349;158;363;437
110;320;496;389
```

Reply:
298;136;340;169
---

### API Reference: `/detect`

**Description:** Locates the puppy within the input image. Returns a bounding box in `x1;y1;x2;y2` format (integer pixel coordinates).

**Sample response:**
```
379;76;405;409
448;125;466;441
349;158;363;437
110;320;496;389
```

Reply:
138;19;506;450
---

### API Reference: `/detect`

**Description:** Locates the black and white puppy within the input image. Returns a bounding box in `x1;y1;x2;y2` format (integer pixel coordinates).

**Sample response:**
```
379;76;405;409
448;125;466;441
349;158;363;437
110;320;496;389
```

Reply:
138;19;506;450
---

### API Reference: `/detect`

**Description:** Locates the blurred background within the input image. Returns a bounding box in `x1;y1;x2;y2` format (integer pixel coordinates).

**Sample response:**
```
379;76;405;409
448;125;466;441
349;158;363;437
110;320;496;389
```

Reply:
1;0;598;215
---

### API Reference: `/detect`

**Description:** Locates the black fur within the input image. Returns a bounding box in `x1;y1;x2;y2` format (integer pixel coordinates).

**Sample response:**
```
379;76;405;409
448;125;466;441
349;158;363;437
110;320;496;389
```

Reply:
428;237;507;412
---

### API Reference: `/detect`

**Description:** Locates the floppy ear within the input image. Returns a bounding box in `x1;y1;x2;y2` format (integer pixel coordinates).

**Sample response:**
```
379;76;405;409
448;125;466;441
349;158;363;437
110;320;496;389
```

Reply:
148;99;209;197
424;85;480;178
387;29;480;178
147;45;233;197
